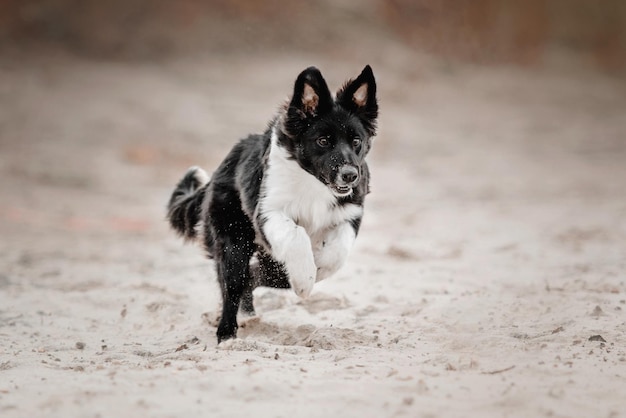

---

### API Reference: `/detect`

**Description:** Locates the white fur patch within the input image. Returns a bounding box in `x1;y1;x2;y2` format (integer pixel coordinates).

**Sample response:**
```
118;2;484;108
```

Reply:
262;212;317;297
258;130;363;297
313;222;356;282
261;131;362;235
189;166;210;187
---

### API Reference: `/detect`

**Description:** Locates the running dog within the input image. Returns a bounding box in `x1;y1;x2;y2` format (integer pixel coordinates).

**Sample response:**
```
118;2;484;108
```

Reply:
167;65;378;342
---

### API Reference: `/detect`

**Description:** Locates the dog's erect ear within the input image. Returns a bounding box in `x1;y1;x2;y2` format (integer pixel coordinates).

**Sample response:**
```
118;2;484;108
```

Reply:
284;67;333;138
336;65;378;135
289;66;333;119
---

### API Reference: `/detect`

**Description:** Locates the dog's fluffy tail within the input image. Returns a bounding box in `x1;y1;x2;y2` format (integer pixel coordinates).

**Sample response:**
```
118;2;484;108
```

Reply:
167;166;210;241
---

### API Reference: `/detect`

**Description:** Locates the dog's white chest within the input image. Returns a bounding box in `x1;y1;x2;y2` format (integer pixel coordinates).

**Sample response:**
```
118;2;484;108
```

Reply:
260;138;362;236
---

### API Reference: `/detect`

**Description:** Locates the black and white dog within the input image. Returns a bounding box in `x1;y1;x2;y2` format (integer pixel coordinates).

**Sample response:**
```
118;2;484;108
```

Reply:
167;66;378;342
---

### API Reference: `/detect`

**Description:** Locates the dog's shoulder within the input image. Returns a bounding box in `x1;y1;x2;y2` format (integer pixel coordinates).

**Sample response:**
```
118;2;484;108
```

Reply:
220;132;271;174
207;130;272;220
234;131;273;217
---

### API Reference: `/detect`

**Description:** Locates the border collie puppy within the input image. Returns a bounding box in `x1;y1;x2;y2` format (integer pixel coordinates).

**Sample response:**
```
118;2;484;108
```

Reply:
167;66;378;342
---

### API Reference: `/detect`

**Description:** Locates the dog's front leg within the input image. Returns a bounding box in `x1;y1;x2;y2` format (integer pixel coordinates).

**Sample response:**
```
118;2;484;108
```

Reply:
314;221;356;282
262;212;316;298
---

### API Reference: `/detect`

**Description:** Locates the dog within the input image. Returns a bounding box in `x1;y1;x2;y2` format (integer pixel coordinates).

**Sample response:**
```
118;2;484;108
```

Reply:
167;65;378;342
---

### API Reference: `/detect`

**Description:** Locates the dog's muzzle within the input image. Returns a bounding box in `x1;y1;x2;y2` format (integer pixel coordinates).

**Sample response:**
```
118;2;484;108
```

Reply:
340;166;359;186
332;165;360;196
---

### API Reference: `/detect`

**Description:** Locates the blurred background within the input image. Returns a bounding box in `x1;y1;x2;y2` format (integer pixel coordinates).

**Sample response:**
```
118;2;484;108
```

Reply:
1;0;625;70
0;0;624;244
1;4;625;416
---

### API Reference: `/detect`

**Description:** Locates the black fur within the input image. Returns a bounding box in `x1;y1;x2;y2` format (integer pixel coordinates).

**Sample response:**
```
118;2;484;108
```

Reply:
167;66;378;342
167;168;208;242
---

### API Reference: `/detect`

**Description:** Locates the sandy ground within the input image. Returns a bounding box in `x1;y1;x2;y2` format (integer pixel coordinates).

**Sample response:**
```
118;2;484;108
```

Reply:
1;48;625;418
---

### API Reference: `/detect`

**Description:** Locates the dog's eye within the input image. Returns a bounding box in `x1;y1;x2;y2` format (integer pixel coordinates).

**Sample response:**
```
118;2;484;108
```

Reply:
316;137;330;147
352;138;362;148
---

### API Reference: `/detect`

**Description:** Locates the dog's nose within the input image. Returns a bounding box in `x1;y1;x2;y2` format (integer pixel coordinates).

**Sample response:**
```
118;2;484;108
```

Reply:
339;166;359;185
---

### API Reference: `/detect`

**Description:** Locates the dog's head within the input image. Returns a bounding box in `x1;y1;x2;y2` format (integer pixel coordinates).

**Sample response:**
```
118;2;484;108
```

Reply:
279;66;378;197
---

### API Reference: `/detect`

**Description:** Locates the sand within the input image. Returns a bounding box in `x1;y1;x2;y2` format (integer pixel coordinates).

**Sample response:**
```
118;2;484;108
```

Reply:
0;49;625;418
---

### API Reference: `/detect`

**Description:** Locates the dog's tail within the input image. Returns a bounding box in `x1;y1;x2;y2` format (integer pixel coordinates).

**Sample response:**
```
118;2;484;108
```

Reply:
167;166;210;241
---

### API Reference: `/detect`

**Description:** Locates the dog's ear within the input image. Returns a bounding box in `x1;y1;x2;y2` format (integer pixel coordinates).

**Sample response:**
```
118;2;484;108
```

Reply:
285;67;333;135
336;65;378;136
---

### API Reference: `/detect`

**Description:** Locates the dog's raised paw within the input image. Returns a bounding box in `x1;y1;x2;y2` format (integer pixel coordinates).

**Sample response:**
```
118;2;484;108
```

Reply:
290;271;315;298
285;255;316;298
294;280;314;298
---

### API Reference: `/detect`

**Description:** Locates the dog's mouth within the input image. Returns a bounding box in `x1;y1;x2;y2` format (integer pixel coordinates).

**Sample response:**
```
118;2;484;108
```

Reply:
331;184;353;197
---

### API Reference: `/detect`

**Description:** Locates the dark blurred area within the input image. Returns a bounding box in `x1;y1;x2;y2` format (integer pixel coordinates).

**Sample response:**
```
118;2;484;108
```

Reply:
1;0;625;72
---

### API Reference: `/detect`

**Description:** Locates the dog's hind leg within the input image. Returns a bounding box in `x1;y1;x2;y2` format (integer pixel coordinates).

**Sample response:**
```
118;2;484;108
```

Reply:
214;233;255;342
240;251;290;315
252;250;291;289
239;276;256;316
